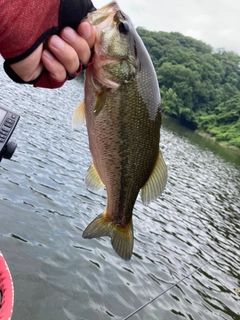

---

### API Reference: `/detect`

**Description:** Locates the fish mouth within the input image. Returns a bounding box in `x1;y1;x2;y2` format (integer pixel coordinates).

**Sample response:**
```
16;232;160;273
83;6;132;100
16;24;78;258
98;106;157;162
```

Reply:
94;1;119;14
88;1;131;30
88;1;118;25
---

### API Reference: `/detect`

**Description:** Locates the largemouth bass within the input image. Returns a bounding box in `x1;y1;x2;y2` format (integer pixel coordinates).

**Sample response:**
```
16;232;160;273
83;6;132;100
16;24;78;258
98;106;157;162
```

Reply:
72;1;167;260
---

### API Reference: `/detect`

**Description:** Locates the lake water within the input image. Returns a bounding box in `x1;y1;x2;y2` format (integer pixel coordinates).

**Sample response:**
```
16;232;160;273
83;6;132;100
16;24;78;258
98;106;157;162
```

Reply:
0;61;240;320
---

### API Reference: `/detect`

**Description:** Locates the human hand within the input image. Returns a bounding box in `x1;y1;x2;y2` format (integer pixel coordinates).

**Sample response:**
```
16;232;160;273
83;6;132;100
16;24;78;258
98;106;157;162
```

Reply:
1;0;96;88
9;21;95;87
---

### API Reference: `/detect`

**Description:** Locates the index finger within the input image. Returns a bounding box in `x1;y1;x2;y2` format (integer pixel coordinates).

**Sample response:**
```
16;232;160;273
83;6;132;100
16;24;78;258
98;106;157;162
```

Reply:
60;28;91;65
77;21;95;49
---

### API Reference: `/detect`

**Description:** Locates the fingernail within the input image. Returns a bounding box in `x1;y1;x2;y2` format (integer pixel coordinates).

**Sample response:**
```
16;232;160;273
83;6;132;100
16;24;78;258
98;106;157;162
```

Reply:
62;27;77;42
79;22;92;39
42;50;54;61
50;35;65;49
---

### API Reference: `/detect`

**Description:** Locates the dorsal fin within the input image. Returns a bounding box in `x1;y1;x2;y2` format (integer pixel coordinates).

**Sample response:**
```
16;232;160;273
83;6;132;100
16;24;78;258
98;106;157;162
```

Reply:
141;151;168;204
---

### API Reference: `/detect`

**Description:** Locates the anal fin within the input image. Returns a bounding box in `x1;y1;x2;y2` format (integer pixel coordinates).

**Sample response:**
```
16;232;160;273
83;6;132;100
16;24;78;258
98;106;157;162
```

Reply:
85;162;105;191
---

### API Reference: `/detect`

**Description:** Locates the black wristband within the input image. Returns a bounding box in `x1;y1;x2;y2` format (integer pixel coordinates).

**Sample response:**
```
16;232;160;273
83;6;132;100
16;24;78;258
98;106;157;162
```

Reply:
59;0;96;29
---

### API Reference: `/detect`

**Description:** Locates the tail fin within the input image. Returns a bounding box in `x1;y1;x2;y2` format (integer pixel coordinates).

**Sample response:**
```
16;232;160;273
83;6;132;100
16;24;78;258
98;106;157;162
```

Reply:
82;212;134;261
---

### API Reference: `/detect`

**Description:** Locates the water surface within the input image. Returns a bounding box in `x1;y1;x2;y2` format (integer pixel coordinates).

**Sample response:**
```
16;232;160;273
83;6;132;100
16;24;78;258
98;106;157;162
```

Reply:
0;62;240;320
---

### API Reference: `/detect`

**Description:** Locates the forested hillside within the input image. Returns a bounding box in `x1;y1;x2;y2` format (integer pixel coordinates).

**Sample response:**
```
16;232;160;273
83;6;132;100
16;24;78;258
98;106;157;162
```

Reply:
137;28;240;151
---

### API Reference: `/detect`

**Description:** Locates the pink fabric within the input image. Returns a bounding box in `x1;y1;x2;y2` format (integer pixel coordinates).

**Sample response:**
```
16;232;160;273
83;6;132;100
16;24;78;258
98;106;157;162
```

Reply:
33;72;67;89
0;252;14;320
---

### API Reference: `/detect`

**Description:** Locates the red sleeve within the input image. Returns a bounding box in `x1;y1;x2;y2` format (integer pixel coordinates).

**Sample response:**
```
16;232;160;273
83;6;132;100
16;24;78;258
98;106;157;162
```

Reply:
0;0;60;60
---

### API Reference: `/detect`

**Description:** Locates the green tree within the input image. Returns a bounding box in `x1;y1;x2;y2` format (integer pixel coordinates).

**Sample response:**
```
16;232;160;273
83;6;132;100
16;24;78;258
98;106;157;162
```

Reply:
136;27;240;151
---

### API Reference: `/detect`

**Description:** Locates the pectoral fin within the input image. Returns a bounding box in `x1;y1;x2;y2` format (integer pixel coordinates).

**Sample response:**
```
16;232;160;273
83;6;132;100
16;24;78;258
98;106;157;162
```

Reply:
94;87;107;116
85;162;105;191
141;151;168;204
72;100;85;129
82;212;134;261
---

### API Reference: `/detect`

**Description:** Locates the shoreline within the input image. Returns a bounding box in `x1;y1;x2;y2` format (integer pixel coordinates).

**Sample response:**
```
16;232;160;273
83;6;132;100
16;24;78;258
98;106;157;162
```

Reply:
162;115;240;156
196;131;240;156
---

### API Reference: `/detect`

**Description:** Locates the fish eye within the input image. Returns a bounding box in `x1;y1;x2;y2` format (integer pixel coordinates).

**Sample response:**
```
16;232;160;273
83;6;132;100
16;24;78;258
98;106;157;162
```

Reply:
118;21;129;34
